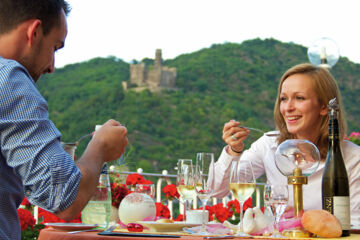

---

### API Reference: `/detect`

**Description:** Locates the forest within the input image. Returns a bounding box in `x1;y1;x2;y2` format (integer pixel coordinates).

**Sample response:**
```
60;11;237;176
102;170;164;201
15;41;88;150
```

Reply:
37;38;360;173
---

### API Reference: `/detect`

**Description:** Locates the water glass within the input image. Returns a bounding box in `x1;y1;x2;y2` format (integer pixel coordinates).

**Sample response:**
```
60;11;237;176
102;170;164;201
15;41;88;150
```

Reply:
135;184;155;199
268;184;289;238
194;152;215;235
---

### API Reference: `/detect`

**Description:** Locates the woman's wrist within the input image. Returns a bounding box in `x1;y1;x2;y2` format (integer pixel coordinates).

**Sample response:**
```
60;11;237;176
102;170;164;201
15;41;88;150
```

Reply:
230;146;243;154
226;145;243;156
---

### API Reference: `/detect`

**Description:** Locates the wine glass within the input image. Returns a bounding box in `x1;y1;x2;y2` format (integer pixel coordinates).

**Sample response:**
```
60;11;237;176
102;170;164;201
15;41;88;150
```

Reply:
194;153;215;235
264;184;275;217
176;159;195;221
269;184;289;238
229;160;256;236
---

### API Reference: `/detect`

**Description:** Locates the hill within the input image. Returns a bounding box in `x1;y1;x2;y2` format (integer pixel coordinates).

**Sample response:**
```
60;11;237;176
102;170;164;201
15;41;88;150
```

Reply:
37;38;360;173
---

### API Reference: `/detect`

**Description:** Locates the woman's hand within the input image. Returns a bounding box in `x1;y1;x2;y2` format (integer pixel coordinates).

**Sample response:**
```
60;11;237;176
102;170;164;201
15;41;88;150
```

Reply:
222;120;250;156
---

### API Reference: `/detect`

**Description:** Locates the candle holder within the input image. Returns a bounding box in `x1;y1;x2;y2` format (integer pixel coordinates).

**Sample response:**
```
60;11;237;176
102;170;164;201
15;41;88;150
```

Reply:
275;139;321;237
308;37;339;69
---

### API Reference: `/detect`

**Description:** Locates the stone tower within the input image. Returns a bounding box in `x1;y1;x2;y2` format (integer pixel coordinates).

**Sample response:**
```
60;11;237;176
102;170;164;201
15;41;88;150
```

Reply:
126;49;177;92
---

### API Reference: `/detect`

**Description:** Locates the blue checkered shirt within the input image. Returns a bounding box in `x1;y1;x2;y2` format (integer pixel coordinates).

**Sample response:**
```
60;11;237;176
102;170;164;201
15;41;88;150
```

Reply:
0;57;81;239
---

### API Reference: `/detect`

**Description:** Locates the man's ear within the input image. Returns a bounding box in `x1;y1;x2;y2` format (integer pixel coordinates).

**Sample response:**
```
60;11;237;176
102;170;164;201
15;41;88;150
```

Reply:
26;19;42;46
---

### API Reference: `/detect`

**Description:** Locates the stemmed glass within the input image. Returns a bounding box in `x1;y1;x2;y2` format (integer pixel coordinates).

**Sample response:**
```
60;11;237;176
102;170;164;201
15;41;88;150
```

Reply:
176;159;195;221
264;184;275;217
194;153;215;235
229;160;256;236
268;184;289;238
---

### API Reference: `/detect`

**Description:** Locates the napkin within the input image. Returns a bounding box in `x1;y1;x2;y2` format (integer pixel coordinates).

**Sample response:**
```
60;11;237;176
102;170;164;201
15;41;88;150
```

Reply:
184;223;232;235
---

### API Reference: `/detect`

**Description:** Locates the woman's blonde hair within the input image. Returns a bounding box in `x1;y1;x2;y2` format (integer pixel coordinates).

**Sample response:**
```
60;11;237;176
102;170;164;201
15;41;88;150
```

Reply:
274;63;347;159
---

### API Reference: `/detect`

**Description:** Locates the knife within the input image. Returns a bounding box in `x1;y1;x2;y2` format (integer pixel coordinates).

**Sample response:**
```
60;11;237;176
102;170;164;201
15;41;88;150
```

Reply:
98;231;181;238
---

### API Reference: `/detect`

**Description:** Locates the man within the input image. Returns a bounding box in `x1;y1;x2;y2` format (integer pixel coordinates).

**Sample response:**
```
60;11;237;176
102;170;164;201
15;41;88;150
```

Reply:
0;1;128;239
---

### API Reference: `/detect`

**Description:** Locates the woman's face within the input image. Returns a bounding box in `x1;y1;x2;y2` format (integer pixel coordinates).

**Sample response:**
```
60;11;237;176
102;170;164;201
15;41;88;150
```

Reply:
279;73;327;142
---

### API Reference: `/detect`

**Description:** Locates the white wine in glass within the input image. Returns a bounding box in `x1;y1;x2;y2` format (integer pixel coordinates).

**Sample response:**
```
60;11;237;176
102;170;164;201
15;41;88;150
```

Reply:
194;152;215;235
177;185;196;200
229;160;256;236
176;159;195;221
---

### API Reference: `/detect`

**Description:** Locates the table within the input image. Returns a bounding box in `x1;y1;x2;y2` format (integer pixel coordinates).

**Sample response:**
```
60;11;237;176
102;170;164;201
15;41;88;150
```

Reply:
38;228;360;240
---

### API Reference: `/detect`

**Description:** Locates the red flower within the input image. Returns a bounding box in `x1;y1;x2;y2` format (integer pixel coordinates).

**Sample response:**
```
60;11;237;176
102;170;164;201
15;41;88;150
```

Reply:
126;173;144;186
227;198;252;214
38;208;81;224
261;206;265;213
173;214;183;221
111;182;131;208
162;184;179;200
243;197;252;211
17;208;35;231
155;202;170;219
227;199;240;214
142;179;153;184
210;203;233;223
21;197;32;208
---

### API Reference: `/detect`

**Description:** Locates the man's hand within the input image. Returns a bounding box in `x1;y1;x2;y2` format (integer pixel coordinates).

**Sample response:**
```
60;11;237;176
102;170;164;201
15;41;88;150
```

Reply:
91;119;128;162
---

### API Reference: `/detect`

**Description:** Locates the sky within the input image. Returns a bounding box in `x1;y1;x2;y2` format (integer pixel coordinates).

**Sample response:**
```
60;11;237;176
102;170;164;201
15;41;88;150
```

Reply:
55;0;360;68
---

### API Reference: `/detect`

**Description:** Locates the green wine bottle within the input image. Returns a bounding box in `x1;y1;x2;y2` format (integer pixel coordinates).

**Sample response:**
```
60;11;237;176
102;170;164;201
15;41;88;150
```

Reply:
321;98;350;237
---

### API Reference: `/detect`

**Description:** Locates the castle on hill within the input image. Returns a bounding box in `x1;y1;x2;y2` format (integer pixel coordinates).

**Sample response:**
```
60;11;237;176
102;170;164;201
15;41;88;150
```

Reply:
122;49;177;92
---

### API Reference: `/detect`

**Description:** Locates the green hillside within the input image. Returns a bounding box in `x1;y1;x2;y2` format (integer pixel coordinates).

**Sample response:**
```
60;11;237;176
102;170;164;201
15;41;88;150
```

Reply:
37;38;360;173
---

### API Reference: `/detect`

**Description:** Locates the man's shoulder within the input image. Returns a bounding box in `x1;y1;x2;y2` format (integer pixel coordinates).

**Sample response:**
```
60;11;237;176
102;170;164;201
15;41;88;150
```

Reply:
0;57;32;86
0;57;21;69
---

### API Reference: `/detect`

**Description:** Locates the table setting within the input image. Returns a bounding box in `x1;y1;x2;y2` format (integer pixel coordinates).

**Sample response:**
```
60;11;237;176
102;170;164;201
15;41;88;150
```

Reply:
38;145;360;240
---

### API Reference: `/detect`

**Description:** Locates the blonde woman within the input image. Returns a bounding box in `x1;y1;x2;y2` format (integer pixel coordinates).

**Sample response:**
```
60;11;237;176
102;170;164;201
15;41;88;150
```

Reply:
212;63;360;226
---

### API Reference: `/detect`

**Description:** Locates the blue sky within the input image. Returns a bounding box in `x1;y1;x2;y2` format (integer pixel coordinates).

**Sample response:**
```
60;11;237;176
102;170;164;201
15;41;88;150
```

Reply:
55;0;360;68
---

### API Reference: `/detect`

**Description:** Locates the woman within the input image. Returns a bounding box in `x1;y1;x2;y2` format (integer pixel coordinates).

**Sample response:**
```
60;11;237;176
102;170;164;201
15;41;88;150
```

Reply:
212;63;360;226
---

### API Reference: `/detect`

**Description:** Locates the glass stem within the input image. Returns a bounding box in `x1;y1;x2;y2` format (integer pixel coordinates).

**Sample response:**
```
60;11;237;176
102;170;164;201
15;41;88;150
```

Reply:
239;201;244;233
201;200;206;233
275;207;280;233
183;199;188;221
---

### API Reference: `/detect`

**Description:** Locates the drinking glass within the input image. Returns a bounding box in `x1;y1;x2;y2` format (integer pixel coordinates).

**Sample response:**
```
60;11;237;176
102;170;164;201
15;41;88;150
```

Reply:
135;184;155;199
229;160;256;236
194;153;215;235
176;159;195;221
264;184;276;216
268;184;289;238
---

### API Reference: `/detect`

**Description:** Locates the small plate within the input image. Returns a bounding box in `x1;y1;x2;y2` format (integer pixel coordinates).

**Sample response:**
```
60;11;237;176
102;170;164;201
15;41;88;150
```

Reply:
44;223;99;231
136;221;200;232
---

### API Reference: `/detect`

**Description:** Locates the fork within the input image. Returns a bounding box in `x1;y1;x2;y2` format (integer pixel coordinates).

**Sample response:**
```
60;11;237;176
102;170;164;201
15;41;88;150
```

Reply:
239;125;279;137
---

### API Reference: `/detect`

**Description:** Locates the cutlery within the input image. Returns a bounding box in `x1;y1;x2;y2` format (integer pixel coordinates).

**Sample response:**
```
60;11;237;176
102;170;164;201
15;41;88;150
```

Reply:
239;125;279;137
67;224;116;234
203;236;235;239
67;228;101;234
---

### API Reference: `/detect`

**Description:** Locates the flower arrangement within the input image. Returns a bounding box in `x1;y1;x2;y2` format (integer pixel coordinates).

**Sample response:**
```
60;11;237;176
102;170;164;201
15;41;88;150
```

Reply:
110;183;131;209
125;173;153;186
162;184;179;200
346;131;360;146
18;197;81;239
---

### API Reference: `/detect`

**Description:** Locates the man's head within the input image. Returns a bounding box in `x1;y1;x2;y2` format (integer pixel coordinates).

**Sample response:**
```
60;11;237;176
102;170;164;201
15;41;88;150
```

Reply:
0;0;71;36
0;0;71;81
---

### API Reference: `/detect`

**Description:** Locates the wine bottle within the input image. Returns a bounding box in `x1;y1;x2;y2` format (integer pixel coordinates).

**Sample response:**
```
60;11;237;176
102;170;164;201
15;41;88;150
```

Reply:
321;98;350;237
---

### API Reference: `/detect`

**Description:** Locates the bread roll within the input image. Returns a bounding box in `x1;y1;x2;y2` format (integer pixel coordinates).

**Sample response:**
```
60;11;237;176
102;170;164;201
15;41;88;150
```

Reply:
156;218;174;223
301;210;342;238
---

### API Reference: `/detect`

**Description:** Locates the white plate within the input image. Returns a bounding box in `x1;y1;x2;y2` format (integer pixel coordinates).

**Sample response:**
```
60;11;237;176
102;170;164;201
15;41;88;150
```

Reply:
136;221;201;232
44;223;99;231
